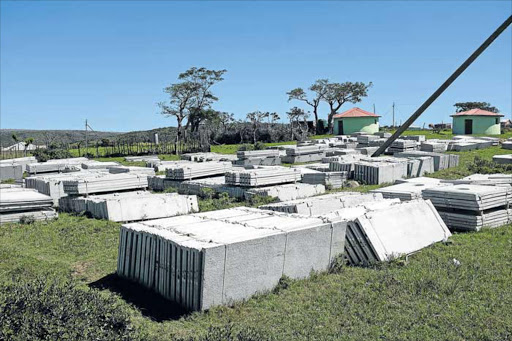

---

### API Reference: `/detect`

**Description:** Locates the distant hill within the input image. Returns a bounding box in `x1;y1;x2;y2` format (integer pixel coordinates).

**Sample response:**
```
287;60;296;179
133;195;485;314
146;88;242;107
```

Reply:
0;129;123;147
0;127;178;147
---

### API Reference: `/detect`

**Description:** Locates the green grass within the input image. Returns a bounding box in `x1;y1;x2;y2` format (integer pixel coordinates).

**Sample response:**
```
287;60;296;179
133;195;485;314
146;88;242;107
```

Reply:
2;145;512;340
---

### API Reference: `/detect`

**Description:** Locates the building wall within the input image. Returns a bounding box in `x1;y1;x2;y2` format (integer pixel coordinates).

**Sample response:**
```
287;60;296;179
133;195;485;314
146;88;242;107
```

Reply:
452;116;501;135
333;117;379;135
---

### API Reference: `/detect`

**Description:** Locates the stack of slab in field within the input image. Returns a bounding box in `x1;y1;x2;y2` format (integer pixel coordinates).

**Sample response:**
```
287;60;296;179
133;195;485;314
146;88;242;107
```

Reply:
420;140;449;152
244;183;325;202
281;145;327;163
502;139;512;150
62;173;149;195
302;171;348;189
395;151;459;171
148;160;192;172
371;180;452;201
167;162;232;180
234;150;281;166
493;155;512;165
180;152;237;163
328;155;364;177
147;175;182;191
26;157;89;174
0;187;57;224
0;163;23;181
342;199;451;265
124;155;160;163
386;139;418;154
353;158;408;185
0;156;37;173
109;166;156;176
117;207;346;311
226;167;301;187
422;185;510;231
59;191;198;222
81;161;120;169
259;192;384;215
179;176;248;199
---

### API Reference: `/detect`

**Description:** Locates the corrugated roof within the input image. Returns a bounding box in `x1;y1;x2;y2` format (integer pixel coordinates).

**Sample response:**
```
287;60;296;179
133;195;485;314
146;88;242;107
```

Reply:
333;107;380;118
450;108;504;117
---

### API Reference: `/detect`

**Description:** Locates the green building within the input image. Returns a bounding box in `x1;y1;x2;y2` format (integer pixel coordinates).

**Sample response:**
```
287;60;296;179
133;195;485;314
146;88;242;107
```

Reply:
333;107;380;135
451;109;503;135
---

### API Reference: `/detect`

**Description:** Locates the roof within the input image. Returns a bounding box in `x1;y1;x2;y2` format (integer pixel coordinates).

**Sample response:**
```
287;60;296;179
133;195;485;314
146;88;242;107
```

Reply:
450;109;504;117
333;107;380;119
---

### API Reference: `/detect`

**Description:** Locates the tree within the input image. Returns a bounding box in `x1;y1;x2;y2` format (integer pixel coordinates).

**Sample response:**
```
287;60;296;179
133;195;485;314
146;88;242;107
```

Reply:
23;137;34;155
454;102;499;113
246;111;269;143
287;79;328;134
322;81;372;133
159;67;226;143
287;107;310;141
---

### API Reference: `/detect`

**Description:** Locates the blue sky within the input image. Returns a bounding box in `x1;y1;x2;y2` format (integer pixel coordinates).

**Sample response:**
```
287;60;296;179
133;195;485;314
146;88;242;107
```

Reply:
1;1;511;132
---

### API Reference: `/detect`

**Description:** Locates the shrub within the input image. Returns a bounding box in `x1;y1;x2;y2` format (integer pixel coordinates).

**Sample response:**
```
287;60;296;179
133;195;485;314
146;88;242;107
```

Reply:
176;323;274;341
32;148;72;162
0;277;139;341
468;156;512;174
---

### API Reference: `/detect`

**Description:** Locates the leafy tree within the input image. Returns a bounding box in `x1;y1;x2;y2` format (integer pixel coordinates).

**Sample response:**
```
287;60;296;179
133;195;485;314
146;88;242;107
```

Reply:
454;101;499;113
322;81;372;133
246;111;269;143
159;67;226;143
287;107;310;141
23;137;34;155
287;79;328;134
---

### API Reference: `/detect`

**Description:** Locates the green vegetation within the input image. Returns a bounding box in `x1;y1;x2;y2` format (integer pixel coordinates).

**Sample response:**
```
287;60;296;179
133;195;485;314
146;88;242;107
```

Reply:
2;145;512;340
0;179;16;185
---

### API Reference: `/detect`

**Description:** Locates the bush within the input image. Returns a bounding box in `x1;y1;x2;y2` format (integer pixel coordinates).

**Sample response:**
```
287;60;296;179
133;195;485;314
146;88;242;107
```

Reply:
32;148;72;162
176;323;274;341
0;277;139;341
468;156;512;174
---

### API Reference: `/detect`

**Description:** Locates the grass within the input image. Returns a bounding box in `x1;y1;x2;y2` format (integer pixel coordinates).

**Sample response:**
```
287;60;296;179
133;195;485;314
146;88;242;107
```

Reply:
2;144;512;340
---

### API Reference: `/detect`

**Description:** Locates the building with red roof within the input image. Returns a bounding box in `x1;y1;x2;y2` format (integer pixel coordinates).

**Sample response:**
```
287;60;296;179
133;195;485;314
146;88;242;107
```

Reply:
333;107;380;135
451;109;503;135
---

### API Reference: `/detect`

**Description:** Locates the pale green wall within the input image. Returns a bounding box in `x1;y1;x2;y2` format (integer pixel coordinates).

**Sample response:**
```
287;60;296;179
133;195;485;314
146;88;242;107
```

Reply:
333;117;379;135
452;116;501;135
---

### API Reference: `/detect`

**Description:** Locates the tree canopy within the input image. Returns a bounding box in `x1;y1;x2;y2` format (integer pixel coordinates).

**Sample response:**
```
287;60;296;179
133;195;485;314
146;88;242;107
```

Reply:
454;102;499;113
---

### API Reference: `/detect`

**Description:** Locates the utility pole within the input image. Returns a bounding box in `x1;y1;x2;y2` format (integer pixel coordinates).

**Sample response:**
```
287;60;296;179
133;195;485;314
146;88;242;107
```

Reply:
85;119;88;157
392;102;395;128
373;104;376;115
372;15;512;157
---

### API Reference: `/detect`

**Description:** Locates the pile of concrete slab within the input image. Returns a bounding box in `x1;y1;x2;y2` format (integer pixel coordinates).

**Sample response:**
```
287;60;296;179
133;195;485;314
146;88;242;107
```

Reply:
422;184;510;231
259;192;384;215
387;139;418;153
117;207;346;311
281;145;327;163
180;152;237;163
302;171;348;189
62;173;148;195
179;176;248;199
226;167;301;187
147;160;192;173
395;151;459;171
109;166;156;176
147;175;182;192
353;159;408;185
244;183;325;202
371;179;451;201
0;156;37;181
502;139;512;150
26;157;88;174
82;161;120;169
342;199;451;265
60;191;198;222
124;155;159;163
167;162;232;180
234;150;281;166
420;140;449;152
493;155;512;165
0;187;57;224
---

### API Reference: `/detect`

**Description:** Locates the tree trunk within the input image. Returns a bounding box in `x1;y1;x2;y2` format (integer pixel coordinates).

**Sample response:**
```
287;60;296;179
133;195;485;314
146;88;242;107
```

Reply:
313;106;319;134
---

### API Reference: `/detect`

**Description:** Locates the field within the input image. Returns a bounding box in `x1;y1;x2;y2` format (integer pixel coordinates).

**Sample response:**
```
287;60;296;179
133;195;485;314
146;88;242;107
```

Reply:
1;143;512;340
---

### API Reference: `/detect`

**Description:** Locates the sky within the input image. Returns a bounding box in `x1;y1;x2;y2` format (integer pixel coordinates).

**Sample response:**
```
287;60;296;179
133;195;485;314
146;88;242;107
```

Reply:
1;1;511;132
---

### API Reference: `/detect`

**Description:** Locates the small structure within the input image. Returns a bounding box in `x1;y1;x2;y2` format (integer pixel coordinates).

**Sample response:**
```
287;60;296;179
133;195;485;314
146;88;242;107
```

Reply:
2;142;46;152
333;108;380;135
451;109;503;135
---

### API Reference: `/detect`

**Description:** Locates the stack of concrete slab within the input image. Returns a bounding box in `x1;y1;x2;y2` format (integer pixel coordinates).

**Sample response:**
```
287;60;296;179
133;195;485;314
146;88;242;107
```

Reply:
353;160;408;185
179;176;247;199
167;162;232;180
259;192;384;215
0;187;58;224
395;151;459;171
117;207;346;310
81;161;120;169
374;132;391;138
355;147;379;155
180;152;237;163
60;191;198;222
502;140;512;150
493;155;512;165
109;166;156;176
227;167;301;187
281;145;327;163
371;181;452;201
356;135;379;145
0;164;23;181
244;183;325;202
234;150;281;166
147;160;192;173
422;185;510;231
328;155;364;176
420;140;449;153
0;156;37;173
124;155;159;162
62;173;149;195
387;139;418;153
0;183;22;189
403;135;426;142
302;171;348;189
343;199;451;265
147;175;182;192
26;157;88;174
